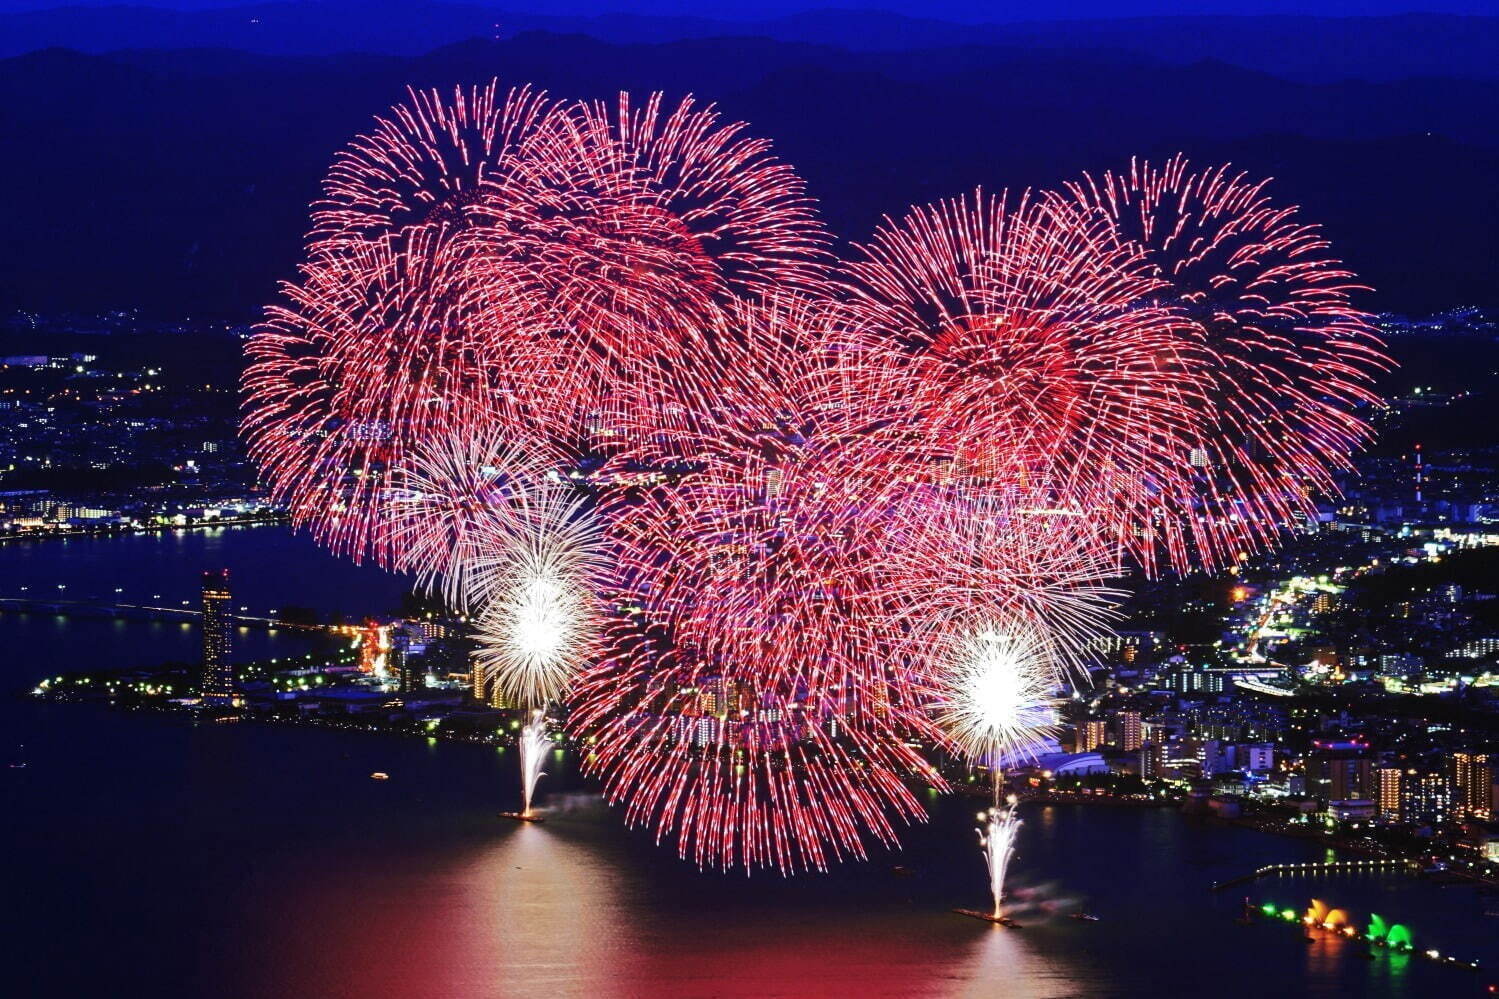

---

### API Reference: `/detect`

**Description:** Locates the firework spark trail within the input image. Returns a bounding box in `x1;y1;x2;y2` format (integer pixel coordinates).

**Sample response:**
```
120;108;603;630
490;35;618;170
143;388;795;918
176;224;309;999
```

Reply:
568;612;945;873
242;222;561;565
244;82;831;567
602;295;938;696
311;82;558;246
519;709;551;817
573;303;952;873
380;414;570;610
979;804;1023;919
479;90;832;431
890;490;1123;678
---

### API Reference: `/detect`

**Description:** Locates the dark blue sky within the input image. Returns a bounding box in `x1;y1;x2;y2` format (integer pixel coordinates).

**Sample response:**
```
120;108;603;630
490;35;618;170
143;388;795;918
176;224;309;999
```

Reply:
0;0;1493;19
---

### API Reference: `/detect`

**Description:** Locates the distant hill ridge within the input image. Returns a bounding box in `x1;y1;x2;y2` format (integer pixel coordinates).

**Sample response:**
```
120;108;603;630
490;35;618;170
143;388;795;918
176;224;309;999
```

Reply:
1;4;1497;82
0;28;1494;315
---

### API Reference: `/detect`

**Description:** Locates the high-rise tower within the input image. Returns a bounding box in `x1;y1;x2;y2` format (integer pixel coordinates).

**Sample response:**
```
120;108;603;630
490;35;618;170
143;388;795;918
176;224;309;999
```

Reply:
200;569;234;702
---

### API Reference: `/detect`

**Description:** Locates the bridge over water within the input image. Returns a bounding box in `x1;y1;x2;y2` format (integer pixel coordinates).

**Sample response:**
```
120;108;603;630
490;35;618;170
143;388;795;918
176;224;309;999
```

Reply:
0;597;331;632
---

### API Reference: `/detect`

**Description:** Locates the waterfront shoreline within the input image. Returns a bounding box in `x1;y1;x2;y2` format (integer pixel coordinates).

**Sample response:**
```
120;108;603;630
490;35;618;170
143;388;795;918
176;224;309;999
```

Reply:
0;512;288;545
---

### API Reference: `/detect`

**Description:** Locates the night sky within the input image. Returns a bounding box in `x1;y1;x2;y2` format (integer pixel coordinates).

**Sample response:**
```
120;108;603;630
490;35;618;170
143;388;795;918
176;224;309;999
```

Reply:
0;0;1494;17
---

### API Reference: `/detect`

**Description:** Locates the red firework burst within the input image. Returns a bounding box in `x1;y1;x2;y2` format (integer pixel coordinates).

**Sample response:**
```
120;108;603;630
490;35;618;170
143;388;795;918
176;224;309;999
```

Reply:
601;297;932;694
245;84;831;564
839;189;1212;573
570;612;942;874
475;90;833;426
311;82;557;246
1053;156;1389;569
242;229;564;563
566;298;950;869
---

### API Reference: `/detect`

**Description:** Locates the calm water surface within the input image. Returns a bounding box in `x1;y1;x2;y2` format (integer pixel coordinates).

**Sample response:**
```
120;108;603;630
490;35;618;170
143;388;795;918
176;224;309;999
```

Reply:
2;528;1495;998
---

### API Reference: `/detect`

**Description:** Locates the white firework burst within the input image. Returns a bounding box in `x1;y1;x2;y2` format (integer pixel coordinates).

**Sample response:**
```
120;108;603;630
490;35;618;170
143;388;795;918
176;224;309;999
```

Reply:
933;620;1063;768
470;482;608;710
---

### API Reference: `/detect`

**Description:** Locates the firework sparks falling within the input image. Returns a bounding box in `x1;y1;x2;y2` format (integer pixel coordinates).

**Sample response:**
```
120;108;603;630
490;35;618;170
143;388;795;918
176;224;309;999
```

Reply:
244;83;832;567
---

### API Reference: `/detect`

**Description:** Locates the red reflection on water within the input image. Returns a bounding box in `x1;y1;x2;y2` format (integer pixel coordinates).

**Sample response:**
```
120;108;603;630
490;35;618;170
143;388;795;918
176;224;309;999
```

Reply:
227;819;1082;999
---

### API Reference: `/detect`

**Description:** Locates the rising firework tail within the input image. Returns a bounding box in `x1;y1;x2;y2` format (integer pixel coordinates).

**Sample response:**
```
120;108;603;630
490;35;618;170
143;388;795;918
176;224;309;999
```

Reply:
979;805;1024;920
518;710;552;818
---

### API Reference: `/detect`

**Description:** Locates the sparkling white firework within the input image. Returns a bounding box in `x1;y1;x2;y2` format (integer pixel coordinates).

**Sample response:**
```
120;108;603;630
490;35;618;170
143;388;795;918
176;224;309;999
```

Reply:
384;415;563;610
934;623;1062;770
471;482;608;710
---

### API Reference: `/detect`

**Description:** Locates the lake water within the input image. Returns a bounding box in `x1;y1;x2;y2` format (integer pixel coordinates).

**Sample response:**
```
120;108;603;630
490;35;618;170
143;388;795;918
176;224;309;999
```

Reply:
2;527;1495;997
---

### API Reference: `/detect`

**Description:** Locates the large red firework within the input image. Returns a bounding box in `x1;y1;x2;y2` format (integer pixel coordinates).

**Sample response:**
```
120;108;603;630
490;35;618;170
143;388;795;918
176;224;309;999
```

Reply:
1053;156;1388;569
477;90;833;428
838;190;1213;573
566;297;955;869
601;297;933;694
311;82;556;247
244;82;828;566
242;228;563;563
510;92;830;337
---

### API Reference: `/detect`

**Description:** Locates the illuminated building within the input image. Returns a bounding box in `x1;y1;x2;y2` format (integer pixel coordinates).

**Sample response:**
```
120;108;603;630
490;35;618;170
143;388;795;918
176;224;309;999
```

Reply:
1235;743;1274;773
1116;710;1142;752
1077;719;1107;752
1306;745;1374;803
469;653;487;702
1139;742;1163;779
1452;752;1493;820
1401;770;1452;825
410;620;447;642
1197;739;1228;778
469;652;510;708
1170;663;1226;694
199;569;234;702
391;625;424;694
1378;767;1403;822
